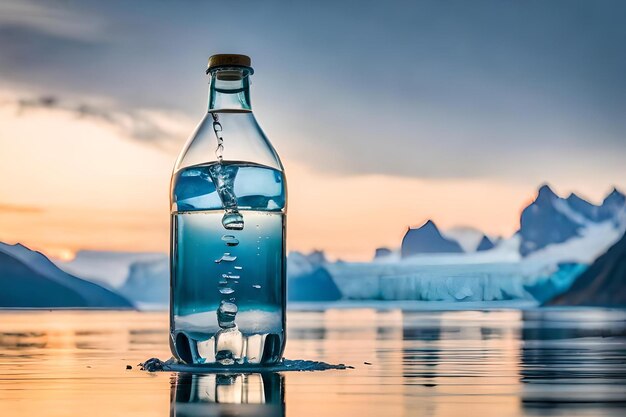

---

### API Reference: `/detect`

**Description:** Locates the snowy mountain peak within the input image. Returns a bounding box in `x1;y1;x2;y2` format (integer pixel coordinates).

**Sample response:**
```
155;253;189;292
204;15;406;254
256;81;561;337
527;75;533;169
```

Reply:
536;184;558;202
417;219;437;230
566;192;589;205
564;192;599;222
598;186;626;223
603;187;625;206
519;186;582;256
519;183;626;256
476;235;495;252
609;186;624;197
401;220;464;257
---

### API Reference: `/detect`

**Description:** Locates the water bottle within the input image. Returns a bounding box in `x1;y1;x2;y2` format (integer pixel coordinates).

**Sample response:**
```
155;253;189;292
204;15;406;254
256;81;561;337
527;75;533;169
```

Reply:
170;54;287;365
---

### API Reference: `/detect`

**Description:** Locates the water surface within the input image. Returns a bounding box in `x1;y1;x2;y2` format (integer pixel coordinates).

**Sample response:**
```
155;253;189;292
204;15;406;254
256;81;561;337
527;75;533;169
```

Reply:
0;308;624;416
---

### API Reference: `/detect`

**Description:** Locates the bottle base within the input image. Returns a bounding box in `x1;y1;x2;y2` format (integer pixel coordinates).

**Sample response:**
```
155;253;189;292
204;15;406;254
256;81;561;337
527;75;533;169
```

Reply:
171;331;284;365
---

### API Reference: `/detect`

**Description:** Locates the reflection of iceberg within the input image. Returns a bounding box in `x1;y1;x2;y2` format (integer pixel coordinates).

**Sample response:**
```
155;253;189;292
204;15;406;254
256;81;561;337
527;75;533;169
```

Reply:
171;373;284;416
520;309;626;407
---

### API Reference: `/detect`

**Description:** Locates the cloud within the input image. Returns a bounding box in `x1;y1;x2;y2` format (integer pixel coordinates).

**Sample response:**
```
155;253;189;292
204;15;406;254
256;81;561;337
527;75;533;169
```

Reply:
8;95;191;150
0;0;106;41
0;1;625;184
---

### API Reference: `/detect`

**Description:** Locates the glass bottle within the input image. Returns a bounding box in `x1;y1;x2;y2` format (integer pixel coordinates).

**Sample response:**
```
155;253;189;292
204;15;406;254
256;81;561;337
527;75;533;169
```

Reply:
170;54;287;365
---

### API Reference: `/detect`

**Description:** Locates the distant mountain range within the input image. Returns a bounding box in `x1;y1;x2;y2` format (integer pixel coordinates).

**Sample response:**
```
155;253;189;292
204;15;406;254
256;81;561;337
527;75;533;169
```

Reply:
519;185;625;256
0;242;133;308
1;183;623;308
396;185;625;258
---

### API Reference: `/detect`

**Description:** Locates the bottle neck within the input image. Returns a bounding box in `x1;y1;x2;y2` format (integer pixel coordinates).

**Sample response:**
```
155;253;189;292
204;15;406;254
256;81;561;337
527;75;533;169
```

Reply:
207;67;252;112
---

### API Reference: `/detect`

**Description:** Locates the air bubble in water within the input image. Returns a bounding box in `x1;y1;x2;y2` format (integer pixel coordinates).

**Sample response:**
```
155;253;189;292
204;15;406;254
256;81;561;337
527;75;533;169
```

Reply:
222;274;240;280
217;301;238;329
221;235;239;246
222;211;244;230
234;266;243;270
252;284;261;289
208;112;250;363
215;253;237;263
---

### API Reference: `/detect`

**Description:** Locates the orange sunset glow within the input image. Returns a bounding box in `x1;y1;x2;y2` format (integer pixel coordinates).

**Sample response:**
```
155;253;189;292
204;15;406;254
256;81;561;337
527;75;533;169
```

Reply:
0;97;621;261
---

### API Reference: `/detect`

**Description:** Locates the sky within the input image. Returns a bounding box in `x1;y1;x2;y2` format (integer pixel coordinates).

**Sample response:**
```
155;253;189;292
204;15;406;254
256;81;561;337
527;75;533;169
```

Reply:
0;0;625;260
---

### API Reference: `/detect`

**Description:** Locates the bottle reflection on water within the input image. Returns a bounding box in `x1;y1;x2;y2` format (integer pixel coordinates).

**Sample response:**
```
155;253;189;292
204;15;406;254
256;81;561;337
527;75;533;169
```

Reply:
171;373;284;417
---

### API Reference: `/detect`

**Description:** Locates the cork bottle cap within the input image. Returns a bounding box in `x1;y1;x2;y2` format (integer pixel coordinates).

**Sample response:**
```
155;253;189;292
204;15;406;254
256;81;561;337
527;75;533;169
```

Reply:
207;54;252;73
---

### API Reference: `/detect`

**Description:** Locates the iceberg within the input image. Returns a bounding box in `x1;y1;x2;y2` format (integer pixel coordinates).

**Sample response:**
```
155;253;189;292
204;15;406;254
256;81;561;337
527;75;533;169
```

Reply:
287;252;341;302
326;256;586;303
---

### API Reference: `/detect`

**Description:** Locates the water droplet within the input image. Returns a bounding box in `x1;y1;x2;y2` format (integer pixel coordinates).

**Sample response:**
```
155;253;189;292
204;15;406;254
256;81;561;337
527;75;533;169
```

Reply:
221;235;239;246
222;212;244;230
219;287;235;295
222;274;240;280
217;301;237;328
215;253;237;263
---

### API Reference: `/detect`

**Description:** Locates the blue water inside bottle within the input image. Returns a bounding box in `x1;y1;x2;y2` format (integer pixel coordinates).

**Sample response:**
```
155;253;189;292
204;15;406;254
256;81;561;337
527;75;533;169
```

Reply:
170;162;286;365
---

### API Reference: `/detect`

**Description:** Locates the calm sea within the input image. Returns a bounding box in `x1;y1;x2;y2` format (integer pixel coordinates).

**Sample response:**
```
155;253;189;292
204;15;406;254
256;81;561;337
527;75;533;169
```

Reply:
0;308;624;416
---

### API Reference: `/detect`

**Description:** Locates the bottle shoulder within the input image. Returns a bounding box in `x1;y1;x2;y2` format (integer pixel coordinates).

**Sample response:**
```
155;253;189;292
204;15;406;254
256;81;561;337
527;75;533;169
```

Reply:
174;111;283;174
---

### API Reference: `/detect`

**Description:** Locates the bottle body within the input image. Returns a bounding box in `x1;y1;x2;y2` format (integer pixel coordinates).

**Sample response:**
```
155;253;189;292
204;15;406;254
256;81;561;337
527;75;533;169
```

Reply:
170;81;286;365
